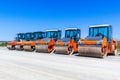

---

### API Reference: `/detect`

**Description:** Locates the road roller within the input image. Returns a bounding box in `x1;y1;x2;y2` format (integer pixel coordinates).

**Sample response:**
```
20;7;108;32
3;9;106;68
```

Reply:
7;33;25;50
35;30;61;53
54;28;81;55
23;31;45;51
78;24;118;58
15;32;35;51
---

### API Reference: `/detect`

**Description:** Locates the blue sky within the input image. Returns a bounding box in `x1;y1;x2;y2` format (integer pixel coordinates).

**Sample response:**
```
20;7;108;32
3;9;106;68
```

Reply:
0;0;120;41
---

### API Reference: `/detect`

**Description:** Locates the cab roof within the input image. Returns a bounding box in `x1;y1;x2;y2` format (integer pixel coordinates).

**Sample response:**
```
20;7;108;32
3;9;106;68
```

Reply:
65;28;80;30
34;31;45;33
25;32;34;34
46;30;61;32
89;24;111;28
17;33;25;35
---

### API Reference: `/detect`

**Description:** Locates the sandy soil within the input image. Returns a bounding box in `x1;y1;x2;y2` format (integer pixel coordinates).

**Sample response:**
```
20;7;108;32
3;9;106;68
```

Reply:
0;47;120;80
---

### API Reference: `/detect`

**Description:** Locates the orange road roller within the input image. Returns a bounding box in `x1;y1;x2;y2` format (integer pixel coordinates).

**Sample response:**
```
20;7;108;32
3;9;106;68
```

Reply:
35;30;61;53
15;32;35;51
7;33;25;50
23;31;45;51
54;28;81;55
78;24;118;58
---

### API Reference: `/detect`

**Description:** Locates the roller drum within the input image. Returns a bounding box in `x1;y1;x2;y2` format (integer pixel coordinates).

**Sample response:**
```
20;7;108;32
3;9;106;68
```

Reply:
7;45;15;50
35;44;48;53
78;45;103;58
15;45;23;51
23;45;33;51
55;46;68;54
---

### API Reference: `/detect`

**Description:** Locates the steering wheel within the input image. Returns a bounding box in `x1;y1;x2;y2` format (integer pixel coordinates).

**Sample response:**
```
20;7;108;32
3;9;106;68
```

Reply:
96;33;104;38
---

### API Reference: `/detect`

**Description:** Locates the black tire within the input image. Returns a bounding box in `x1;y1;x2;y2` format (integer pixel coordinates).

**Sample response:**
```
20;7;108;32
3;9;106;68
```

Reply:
31;47;35;51
20;46;24;51
12;46;15;50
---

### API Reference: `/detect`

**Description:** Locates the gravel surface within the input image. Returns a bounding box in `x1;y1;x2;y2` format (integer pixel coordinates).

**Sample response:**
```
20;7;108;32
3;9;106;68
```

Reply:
0;47;120;80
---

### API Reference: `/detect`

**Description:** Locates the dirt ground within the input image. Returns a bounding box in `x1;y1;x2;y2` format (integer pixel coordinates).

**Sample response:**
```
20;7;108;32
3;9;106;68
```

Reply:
0;47;120;80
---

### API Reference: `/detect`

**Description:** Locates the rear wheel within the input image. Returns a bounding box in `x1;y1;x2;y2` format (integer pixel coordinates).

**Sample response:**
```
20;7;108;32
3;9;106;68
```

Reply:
31;46;35;51
20;46;24;51
12;46;15;50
